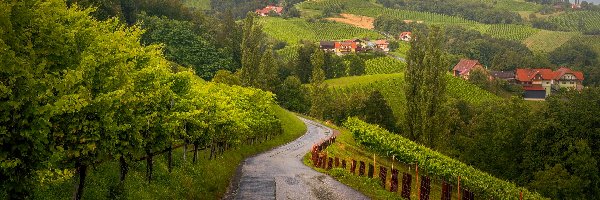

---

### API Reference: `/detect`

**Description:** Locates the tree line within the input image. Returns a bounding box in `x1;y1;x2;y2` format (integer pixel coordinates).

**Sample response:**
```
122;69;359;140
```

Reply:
0;0;283;199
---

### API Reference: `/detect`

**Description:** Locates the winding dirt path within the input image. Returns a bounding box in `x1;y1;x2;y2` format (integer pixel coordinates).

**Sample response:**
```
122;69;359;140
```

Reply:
226;117;369;200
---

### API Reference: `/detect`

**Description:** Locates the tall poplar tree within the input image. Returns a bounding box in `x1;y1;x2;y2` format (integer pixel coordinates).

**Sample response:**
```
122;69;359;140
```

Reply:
404;26;450;148
239;12;264;87
309;49;328;119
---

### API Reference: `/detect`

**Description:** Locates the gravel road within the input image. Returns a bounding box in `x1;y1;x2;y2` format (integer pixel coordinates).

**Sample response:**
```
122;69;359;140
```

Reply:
225;117;369;200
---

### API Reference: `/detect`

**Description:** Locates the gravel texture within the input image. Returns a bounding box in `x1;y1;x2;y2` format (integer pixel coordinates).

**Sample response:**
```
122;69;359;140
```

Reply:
226;117;369;200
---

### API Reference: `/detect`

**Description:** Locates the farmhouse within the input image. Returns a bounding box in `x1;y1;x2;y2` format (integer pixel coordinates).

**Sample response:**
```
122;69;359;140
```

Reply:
375;40;389;52
255;5;283;16
320;41;335;52
399;32;411;42
515;67;584;99
490;71;516;83
452;59;485;79
335;41;357;53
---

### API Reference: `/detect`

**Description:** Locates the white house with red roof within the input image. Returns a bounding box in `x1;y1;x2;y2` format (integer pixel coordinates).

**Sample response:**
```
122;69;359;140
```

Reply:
399;32;412;42
375;40;389;52
452;59;486;79
515;67;584;99
255;5;283;16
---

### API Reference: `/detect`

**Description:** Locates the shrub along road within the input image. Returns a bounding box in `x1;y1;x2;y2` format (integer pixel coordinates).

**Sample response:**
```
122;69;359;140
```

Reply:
226;117;368;200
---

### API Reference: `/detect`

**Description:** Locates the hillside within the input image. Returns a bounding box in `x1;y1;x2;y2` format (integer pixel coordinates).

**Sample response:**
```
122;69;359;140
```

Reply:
325;72;501;122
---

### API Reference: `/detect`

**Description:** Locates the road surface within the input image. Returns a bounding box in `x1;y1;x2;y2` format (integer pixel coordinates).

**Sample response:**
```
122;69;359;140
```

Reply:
225;117;369;200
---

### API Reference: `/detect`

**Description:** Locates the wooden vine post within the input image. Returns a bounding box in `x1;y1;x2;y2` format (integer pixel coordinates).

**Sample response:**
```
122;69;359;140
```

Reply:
416;162;419;198
458;175;461;200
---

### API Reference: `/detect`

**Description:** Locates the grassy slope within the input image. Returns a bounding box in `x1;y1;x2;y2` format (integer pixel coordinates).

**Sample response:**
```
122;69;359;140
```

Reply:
33;106;307;200
303;122;449;200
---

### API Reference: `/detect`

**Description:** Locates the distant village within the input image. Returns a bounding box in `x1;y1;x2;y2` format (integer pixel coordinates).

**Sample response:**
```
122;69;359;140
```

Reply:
255;5;585;101
452;59;584;100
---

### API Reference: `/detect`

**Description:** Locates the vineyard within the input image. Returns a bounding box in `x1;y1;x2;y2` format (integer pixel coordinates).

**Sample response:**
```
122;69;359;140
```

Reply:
523;30;579;53
544;11;600;32
365;57;406;75
345;7;476;25
260;17;383;44
344;118;547;200
479;24;540;41
326;73;500;122
296;0;375;11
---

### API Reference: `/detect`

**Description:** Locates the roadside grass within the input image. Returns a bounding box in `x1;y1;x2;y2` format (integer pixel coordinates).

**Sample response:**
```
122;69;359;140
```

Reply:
303;122;456;200
32;106;307;200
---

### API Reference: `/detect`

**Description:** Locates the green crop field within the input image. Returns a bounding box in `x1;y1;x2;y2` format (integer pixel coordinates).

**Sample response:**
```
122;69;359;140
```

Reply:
365;57;406;75
523;30;579;53
297;0;376;11
545;11;600;32
260;17;383;44
181;0;210;10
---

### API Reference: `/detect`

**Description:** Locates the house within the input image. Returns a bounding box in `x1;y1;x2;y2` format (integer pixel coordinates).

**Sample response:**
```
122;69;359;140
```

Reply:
320;41;335;52
375;40;389;52
452;59;486;79
399;32;412;42
335;41;357;53
255;5;283;16
515;67;584;99
490;71;516;83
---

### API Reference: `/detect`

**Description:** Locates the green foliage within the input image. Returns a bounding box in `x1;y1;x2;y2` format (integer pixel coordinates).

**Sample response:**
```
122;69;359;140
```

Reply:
240;13;265;87
276;76;311;113
346;54;366;76
212;70;241;86
260;17;383;45
343;118;547;200
181;0;211;10
365;57;406;75
404;27;449;146
138;14;233;80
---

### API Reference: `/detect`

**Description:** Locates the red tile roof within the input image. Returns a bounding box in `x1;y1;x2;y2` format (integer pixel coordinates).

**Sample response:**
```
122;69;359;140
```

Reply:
256;6;283;15
516;67;584;82
400;32;411;38
452;59;482;75
375;40;388;45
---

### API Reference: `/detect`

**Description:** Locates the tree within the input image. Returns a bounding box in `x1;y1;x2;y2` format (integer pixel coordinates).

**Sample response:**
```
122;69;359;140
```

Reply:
363;91;397;132
309;52;329;119
239;12;265;87
323;51;345;79
468;68;490;90
276;76;310;113
138;14;233;80
212;70;242;86
404;26;450;148
347;54;366;76
257;47;280;92
295;41;318;83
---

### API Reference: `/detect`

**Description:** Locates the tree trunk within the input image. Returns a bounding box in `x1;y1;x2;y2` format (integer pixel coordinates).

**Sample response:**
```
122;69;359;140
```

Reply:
210;143;215;160
146;150;153;183
119;156;128;182
72;162;88;200
167;145;173;173
193;143;199;163
183;143;187;162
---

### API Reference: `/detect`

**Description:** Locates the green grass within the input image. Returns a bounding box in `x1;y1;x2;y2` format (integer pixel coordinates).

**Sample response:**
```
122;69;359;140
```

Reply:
260;17;383;45
345;7;476;25
32;106;307;200
523;30;579;53
181;0;210;10
302;122;450;200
